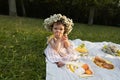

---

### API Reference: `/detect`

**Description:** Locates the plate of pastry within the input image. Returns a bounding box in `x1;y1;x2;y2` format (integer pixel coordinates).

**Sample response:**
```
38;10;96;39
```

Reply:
93;56;114;70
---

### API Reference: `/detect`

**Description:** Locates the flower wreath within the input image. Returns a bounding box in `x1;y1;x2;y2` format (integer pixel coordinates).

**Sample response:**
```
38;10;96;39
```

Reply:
43;14;74;34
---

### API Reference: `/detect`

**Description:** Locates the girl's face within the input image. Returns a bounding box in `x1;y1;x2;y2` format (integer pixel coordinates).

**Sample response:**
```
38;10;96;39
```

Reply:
52;23;65;39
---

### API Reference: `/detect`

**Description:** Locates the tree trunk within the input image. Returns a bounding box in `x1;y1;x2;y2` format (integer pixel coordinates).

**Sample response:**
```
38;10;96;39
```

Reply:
88;7;95;25
8;0;17;16
21;0;26;16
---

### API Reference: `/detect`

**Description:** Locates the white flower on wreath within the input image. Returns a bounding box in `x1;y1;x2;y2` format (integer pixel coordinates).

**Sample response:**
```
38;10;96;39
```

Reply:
43;14;74;34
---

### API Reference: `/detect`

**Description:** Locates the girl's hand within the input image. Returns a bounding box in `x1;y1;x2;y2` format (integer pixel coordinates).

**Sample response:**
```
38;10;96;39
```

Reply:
62;34;70;48
55;61;65;67
62;34;68;41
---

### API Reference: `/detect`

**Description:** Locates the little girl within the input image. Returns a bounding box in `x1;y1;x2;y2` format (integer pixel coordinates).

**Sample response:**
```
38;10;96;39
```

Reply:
44;14;79;67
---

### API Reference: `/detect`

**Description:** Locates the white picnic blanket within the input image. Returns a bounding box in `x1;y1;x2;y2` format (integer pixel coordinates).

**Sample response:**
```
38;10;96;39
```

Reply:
45;39;120;80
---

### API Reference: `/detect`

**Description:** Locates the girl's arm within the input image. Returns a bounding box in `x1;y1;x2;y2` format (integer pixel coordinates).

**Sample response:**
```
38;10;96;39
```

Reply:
64;40;70;48
62;34;71;48
49;38;61;52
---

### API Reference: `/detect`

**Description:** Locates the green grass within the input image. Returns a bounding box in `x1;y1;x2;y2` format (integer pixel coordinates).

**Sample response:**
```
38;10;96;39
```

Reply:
0;15;120;80
70;23;120;43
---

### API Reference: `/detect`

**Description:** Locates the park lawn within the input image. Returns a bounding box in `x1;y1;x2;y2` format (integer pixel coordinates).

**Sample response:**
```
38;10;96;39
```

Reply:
0;15;120;80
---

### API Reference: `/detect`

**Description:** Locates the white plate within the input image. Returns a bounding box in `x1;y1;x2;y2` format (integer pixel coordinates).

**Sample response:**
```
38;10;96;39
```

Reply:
66;61;94;78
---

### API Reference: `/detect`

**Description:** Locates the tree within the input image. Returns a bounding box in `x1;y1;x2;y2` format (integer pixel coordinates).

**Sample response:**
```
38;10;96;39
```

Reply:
71;0;115;25
21;0;26;16
85;0;113;25
8;0;17;16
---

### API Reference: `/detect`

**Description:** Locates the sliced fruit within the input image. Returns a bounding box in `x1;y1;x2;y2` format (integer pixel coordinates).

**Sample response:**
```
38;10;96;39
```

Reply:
85;69;93;75
82;64;89;70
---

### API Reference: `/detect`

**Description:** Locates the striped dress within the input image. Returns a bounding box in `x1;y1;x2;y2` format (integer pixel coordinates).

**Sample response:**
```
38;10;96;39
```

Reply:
44;40;79;63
